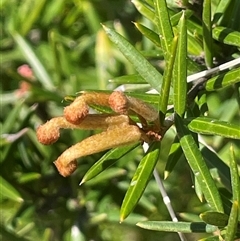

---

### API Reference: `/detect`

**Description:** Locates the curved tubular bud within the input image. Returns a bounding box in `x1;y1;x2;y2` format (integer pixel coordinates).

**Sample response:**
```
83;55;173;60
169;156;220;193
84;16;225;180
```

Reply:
54;124;142;176
127;95;158;122
108;91;129;114
37;114;130;145
64;92;110;124
36;117;64;145
109;91;159;122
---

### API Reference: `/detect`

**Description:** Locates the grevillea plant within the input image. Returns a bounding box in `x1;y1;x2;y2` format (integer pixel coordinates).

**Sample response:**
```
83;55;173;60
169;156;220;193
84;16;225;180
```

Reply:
1;0;240;240
34;1;240;240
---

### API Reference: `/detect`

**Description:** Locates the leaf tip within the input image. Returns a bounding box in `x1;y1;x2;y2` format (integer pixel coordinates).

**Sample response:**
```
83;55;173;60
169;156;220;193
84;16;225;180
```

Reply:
164;170;170;180
119;214;126;223
101;24;108;32
135;222;141;227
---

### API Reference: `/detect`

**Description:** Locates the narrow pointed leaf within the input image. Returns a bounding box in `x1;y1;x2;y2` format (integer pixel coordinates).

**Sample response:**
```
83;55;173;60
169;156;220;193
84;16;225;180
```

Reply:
228;0;240;31
200;211;229;227
229;145;240;207
187;32;203;55
127;92;161;105
159;35;178;118
102;24;163;90
133;22;161;47
173;11;187;116
175;114;224;212
0;176;23;202
164;137;183;179
187;117;240;139
18;173;41;184
225;201;239;241
84;167;127;186
212;0;232;25
120;142;160;221
136;221;218;233
202;146;231;191
194;176;204;202
154;0;174;57
81;143;139;184
109;74;146;84
205;67;240;91
132;0;155;22
213;27;240;47
170;9;193;26
202;0;213;68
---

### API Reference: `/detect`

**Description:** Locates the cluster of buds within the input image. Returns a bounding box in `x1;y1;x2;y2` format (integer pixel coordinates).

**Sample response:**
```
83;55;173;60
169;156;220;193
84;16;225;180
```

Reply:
36;91;161;177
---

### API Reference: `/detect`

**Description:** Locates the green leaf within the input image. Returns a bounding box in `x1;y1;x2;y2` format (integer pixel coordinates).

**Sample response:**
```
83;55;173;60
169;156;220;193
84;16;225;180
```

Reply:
10;32;55;91
227;1;240;31
229;145;240;207
173;11;187;116
175;114;224;212
170;9;193;27
219;188;234;216
187;17;203;36
19;0;47;36
187;32;203;56
225;201;239;241
212;0;232;25
102;24;163;90
17;173;41;184
205;67;240;91
202;0;213;68
109;74;147;84
136;221;218;233
159;35;178;118
202;146;231;191
83;167;127;186
80;144;139;184
1;100;24;134
213;27;240;47
0;176;23;203
154;0;174;57
194;176;204;202
200;211;229;227
132;0;155;23
128;92;164;106
164;137;183;179
133;22;161;47
120;142;160;221
197;92;208;115
187;117;240;139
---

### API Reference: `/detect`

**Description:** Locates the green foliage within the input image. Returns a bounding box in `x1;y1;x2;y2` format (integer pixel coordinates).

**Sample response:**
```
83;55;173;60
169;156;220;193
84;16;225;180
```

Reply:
1;0;240;240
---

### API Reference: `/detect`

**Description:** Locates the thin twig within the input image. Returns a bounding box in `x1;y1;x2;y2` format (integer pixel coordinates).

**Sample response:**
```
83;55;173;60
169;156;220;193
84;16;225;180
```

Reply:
187;57;240;83
153;169;187;241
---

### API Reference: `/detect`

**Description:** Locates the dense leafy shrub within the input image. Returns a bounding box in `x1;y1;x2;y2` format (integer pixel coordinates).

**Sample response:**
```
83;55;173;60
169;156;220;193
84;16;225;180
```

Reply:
1;0;240;240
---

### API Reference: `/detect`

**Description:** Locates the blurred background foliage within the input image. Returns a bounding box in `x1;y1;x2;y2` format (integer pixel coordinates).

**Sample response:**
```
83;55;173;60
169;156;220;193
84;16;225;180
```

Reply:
0;0;240;241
